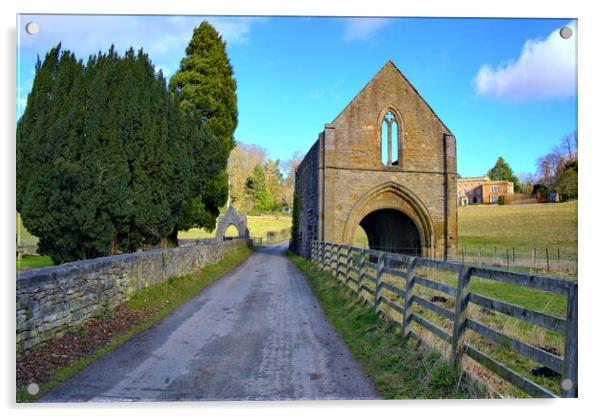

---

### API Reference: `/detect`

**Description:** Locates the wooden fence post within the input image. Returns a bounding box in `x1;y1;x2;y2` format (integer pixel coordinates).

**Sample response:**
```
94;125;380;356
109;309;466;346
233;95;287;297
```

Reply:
335;244;340;278
546;248;550;272
530;247;535;275
319;242;323;268
334;244;340;275
451;265;472;372
506;248;509;270
374;253;385;315
401;258;418;339
345;246;352;285
357;248;366;295
561;284;578;398
319;242;324;268
327;243;332;272
478;247;482;267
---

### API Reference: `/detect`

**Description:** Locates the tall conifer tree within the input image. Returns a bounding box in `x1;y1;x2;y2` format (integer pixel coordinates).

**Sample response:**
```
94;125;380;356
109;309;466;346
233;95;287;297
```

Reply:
17;45;193;262
169;21;238;233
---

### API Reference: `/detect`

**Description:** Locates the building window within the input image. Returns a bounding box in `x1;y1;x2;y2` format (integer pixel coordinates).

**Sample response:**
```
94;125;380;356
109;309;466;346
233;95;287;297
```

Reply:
381;110;400;166
491;195;498;203
492;186;499;193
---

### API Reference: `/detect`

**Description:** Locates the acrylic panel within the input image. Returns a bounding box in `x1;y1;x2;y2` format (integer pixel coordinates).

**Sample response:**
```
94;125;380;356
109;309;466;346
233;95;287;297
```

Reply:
16;14;578;402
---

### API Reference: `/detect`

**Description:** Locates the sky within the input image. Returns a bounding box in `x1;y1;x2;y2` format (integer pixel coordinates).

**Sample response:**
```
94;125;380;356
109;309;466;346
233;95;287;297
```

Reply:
16;15;577;177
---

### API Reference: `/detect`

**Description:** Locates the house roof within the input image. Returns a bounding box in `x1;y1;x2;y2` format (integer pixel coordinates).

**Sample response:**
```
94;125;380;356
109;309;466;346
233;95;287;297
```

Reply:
458;176;490;182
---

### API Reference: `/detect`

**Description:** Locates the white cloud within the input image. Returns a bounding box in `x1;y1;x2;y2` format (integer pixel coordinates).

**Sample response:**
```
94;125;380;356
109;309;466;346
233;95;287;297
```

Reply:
342;18;391;42
18;15;258;65
474;20;577;101
17;15;260;118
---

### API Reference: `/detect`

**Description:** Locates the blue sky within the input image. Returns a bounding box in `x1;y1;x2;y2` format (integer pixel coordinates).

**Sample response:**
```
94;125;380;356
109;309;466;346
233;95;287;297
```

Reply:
17;15;577;177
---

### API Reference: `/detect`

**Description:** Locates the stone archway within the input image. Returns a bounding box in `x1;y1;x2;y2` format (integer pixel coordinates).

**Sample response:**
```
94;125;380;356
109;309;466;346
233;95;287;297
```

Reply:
342;182;435;257
214;205;249;241
358;209;422;256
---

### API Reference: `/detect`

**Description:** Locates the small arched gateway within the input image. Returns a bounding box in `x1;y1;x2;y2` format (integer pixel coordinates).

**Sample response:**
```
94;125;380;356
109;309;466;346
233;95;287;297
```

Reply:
293;60;457;260
214;205;249;241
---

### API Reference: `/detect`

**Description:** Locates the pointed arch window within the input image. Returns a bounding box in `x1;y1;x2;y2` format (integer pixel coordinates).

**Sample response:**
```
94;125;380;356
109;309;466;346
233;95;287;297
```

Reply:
381;110;400;166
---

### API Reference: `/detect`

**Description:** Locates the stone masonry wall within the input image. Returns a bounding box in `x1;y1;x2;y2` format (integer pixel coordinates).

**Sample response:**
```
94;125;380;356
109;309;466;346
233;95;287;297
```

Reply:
295;61;457;259
294;138;320;258
16;239;248;353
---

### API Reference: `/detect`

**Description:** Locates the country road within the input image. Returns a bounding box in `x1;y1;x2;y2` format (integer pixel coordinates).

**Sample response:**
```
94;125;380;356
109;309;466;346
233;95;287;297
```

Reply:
40;243;379;402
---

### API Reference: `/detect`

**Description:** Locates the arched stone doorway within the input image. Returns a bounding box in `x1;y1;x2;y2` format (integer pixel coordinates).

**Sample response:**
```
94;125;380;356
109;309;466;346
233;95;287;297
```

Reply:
357;209;422;256
214;206;249;242
342;182;435;257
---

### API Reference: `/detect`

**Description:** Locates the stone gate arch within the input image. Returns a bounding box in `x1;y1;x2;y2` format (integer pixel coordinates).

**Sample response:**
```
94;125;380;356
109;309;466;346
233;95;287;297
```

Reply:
341;182;435;257
214;205;249;241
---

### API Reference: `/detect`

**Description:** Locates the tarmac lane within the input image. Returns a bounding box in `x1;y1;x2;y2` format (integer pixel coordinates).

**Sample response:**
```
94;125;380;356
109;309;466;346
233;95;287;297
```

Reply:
39;243;380;402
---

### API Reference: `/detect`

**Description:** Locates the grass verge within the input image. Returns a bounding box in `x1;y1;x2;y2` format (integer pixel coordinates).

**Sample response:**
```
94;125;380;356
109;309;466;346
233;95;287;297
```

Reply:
287;251;490;399
16;246;252;403
16;255;54;272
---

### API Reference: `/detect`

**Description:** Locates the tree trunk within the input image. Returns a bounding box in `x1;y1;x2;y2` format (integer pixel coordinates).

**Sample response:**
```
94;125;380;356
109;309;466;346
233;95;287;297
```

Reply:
109;239;118;256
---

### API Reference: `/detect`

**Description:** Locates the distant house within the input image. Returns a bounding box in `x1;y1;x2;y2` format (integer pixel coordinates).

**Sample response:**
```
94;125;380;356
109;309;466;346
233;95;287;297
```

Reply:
457;176;514;205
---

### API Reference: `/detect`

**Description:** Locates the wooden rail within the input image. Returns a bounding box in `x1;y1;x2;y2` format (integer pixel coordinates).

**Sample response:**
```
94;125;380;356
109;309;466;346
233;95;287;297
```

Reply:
309;240;578;398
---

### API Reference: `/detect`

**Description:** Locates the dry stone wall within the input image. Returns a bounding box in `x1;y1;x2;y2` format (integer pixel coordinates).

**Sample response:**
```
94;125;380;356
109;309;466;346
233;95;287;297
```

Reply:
16;239;248;353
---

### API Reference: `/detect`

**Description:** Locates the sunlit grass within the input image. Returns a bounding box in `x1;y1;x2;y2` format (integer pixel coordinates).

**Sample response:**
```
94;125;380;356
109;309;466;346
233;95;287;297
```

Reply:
288;251;489;399
16;255;54;272
17;246;252;402
178;215;292;240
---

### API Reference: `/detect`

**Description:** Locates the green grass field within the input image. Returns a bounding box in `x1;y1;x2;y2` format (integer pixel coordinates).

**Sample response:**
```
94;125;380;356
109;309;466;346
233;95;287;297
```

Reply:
354;201;577;258
178;215;292;240
17;202;576;275
16;255;54;272
352;201;577;275
458;201;577;261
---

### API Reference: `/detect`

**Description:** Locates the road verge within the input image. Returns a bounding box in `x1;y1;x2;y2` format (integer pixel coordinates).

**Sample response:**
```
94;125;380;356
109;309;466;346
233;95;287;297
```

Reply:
287;251;489;399
17;246;253;402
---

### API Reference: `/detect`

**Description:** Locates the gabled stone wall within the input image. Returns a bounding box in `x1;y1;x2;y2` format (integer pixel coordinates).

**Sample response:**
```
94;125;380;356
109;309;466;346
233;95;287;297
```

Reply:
294;61;457;259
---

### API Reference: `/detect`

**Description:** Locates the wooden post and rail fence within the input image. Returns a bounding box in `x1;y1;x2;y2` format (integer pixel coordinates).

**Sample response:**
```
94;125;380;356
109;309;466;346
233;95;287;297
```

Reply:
308;240;578;398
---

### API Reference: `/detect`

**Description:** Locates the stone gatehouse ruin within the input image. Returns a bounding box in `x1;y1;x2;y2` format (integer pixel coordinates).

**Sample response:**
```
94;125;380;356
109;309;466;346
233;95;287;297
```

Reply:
294;61;457;259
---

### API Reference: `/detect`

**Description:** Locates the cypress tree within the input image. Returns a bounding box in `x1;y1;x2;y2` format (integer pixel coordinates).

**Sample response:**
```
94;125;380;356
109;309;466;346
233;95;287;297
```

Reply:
17;45;193;262
17;46;88;263
169;21;238;234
